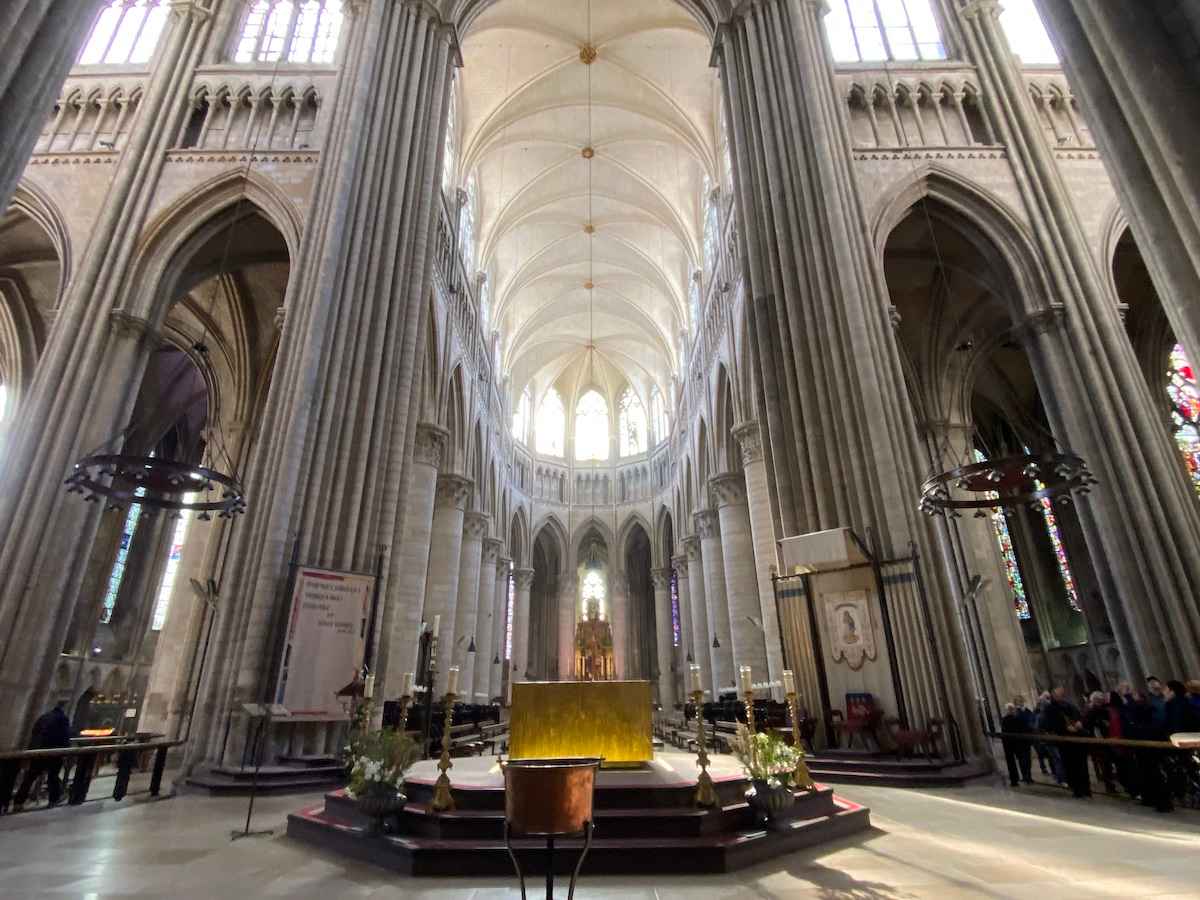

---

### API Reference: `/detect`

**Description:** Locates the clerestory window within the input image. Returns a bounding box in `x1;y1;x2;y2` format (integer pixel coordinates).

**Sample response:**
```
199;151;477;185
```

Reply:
825;0;946;63
617;387;647;457
574;390;610;462
535;388;565;457
79;0;170;66
234;0;345;64
999;0;1059;65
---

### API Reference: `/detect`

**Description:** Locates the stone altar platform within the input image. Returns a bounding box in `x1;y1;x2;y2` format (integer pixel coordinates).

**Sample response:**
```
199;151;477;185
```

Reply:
286;750;871;875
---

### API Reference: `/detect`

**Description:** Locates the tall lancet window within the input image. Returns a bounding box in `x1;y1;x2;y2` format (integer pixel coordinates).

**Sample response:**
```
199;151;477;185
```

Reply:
512;387;531;444
80;1;170;66
101;503;142;625
581;569;606;619
234;0;345;64
702;185;719;277
649;386;668;444
999;0;1058;64
825;0;946;63
443;80;458;193
617;388;648;457
150;494;196;631
574;390;610;461
459;172;478;272
688;272;701;333
1167;343;1200;493
535;388;565;456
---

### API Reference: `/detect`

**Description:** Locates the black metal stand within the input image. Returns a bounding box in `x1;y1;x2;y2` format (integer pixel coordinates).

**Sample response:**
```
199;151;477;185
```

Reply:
504;821;593;900
231;714;273;841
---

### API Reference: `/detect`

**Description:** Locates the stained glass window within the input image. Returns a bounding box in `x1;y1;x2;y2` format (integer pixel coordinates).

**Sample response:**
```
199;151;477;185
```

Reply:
825;0;946;63
669;568;680;647
150;494;196;631
973;450;1030;619
1167;342;1200;493
1037;495;1081;613
581;569;606;618
478;273;490;332
80;1;170;66
512;387;531;444
617;387;648;457
649;386;668;444
574;389;609;461
999;0;1058;64
234;1;344;64
535;388;565;456
101;503;141;625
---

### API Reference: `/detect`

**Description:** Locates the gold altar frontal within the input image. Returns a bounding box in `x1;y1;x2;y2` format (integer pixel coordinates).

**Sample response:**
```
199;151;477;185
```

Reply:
508;680;653;766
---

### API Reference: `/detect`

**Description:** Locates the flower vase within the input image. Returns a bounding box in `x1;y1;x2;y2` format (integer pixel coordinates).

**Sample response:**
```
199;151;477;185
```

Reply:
748;779;795;826
357;782;405;835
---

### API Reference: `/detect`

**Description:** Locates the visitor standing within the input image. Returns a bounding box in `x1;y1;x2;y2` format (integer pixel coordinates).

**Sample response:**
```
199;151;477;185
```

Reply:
1000;703;1034;786
12;701;71;810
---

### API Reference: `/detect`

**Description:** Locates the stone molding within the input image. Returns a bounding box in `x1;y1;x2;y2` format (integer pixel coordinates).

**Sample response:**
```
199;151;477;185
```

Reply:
1012;306;1067;344
731;420;763;465
109;310;159;343
164;150;319;165
851;148;1007;161
414;421;450;469
959;0;1002;23
496;556;511;575
434;472;471;510
512;567;535;590
693;508;720;539
709;471;749;508
168;0;212;22
671;554;689;576
463;510;490;540
682;535;702;560
651;567;672;590
481;537;503;565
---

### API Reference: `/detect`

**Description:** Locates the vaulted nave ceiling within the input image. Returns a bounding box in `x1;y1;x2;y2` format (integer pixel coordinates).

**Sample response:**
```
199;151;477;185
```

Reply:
457;0;719;404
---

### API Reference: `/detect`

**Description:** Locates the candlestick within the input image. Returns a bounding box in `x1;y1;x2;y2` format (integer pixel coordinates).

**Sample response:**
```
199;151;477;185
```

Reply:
783;669;795;696
739;665;752;696
447;666;459;696
689;664;702;694
691;689;718;807
785;688;814;790
433;614;441;637
431;685;458;811
363;674;375;700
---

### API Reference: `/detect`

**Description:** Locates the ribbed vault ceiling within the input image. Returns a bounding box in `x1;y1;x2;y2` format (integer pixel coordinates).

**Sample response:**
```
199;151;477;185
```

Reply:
459;0;718;407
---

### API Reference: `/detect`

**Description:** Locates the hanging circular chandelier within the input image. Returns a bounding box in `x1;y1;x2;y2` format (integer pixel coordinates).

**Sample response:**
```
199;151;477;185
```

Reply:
919;450;1097;519
65;453;246;520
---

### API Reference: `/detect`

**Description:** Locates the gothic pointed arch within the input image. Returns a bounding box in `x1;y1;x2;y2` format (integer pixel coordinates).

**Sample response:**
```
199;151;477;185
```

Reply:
509;505;529;567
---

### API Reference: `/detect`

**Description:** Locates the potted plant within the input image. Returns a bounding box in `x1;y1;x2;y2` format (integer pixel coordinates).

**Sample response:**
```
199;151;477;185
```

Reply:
731;724;804;824
345;704;420;835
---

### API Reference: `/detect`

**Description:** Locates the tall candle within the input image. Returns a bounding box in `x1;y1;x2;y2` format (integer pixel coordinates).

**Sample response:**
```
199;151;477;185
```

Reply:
689;664;702;694
433;614;441;637
402;672;414;696
783;669;795;696
364;674;375;699
447;666;459;696
739;665;753;695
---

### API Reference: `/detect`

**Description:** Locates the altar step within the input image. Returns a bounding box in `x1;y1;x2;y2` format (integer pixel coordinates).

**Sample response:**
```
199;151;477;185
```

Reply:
805;752;992;787
184;762;346;796
287;785;870;875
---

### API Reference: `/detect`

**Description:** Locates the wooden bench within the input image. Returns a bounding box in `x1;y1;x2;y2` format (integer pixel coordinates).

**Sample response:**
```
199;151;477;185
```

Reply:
479;722;507;755
447;723;486;757
711;720;741;754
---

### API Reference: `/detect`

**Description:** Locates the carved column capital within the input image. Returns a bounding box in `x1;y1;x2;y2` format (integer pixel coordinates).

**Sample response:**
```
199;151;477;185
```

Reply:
731;419;763;465
434;473;471;510
693;508;720;539
959;0;1003;23
168;0;212;22
414;421;450;468
109;310;159;343
482;537;503;565
709;471;748;508
512;567;535;590
463;510;490;540
1012;306;1067;345
682;535;702;561
671;554;689;577
651;567;672;590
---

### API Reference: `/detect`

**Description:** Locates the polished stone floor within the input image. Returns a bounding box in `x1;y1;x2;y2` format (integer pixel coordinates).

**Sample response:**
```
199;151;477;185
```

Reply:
1;778;1197;898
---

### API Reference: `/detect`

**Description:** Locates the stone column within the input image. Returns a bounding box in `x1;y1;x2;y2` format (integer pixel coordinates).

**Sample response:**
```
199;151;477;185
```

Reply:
452;511;488;696
684;536;714;697
960;0;1200;679
671;553;692;682
1034;0;1200;364
710;473;770;686
731;421;786;695
425;474;471;690
695;510;734;695
558;572;577;680
0;1;105;210
490;556;510;699
0;2;216;746
471;537;501;702
609;570;628;678
378;421;446;704
650;568;675;709
508;567;535;699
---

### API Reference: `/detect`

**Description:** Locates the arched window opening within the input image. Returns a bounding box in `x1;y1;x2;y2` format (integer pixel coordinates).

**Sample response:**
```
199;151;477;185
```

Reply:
150;493;196;631
234;0;345;64
443;80;458;193
825;0;946;63
617;387;648;457
512;387;531;444
80;1;170;66
581;569;606;619
702;187;719;276
574;389;609;461
649;386;668;445
1037;491;1081;613
459;171;478;272
688;271;701;333
1167;343;1200;493
101;502;141;625
999;0;1058;64
478;273;490;332
535;388;565;456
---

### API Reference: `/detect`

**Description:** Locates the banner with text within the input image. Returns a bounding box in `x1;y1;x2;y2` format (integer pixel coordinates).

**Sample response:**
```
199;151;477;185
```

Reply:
274;567;374;720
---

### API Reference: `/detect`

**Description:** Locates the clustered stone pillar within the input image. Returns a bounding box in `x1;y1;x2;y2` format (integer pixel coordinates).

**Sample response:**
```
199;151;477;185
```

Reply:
960;0;1200;679
732;421;786;696
558;572;577;680
0;1;105;211
672;553;692;696
378;421;447;704
452;511;489;696
710;472;770;689
684;536;713;697
425;474;471;689
650;567;675;710
0;2;218;745
490;556;510;699
508;568;535;699
608;570;628;679
695;510;734;695
472;538;501;703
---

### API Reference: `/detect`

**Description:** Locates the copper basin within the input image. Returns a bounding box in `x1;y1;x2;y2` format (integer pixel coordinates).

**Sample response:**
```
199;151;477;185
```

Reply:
503;757;602;836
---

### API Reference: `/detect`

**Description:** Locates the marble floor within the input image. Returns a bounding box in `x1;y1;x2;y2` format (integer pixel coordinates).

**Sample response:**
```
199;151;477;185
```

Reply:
0;779;1197;898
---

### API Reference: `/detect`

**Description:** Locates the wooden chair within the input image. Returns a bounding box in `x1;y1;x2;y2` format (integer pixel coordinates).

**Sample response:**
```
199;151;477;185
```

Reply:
842;694;882;750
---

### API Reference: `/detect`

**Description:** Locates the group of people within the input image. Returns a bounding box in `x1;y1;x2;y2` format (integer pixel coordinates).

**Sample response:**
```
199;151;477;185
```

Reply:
1000;677;1200;812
